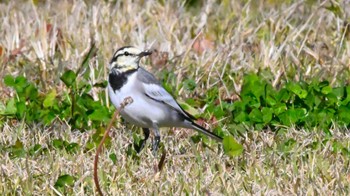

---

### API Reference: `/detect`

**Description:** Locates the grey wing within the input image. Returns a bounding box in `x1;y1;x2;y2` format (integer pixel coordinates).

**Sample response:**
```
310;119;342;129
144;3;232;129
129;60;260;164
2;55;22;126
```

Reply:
137;67;161;85
137;68;194;119
143;83;193;118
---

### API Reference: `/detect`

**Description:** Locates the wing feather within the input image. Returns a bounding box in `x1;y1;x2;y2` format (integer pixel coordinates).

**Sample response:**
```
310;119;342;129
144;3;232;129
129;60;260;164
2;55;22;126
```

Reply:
137;68;195;119
144;83;187;114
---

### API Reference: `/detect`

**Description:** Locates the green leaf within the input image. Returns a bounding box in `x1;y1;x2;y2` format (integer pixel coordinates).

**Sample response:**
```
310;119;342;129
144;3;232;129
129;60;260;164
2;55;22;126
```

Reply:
321;85;332;95
326;93;338;105
265;95;277;106
241;73;265;98
77;43;96;80
28;144;43;156
183;79;197;91
278;138;297;153
16;101;26;118
223;135;243;157
341;86;350;105
8;147;26;159
273;103;287;115
0;102;5;115
52;139;64;149
88;107;110;122
54;174;75;188
287;82;307;99
4;98;17;115
126;144;139;159
7;139;26;159
92;128;111;146
93;81;108;88
332;87;344;99
191;134;201;143
247;96;260;108
65;142;79;154
278;108;307;126
262;107;273;124
177;100;200;117
25;83;38;100
332;141;343;153
14;76;28;93
213;105;225;118
40;109;57;125
338;106;350;124
234;111;248;123
4;75;15;87
205;86;219;103
109;153;117;164
232;100;245;111
276;88;290;102
248;108;263;123
43;90;57;108
227;124;247;135
85;142;95;151
60;70;77;87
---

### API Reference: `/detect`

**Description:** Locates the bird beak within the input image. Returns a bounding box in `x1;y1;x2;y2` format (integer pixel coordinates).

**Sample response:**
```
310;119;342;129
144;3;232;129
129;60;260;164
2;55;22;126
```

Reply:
138;50;152;58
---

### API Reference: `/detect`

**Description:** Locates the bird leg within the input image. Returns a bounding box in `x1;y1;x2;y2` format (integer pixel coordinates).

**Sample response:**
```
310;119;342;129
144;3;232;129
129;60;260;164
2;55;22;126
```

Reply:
152;126;161;155
134;128;150;153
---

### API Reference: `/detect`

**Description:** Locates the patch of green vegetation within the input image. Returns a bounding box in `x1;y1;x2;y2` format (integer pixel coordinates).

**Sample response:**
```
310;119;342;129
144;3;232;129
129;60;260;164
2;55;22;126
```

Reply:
229;73;350;132
2;69;112;131
54;174;76;194
2;69;350;158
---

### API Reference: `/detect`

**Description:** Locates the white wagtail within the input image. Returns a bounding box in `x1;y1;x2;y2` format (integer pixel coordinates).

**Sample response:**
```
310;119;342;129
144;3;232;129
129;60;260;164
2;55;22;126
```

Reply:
108;46;223;153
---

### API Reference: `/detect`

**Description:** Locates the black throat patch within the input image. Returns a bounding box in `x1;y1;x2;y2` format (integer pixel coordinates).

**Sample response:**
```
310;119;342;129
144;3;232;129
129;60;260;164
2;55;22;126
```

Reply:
109;69;137;92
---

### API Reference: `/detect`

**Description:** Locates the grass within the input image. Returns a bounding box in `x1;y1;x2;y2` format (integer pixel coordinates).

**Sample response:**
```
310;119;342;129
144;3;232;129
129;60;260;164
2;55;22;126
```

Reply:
2;122;350;195
1;0;350;195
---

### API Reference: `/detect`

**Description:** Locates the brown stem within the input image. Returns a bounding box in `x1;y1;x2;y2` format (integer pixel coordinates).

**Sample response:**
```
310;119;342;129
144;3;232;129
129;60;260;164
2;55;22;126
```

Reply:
94;97;133;196
94;111;118;196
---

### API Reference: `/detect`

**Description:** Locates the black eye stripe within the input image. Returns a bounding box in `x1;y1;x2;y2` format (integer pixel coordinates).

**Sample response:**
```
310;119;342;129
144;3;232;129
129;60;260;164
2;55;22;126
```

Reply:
111;51;136;63
111;55;119;63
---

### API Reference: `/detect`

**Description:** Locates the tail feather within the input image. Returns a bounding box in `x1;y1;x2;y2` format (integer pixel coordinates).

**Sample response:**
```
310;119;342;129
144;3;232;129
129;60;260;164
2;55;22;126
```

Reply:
191;122;223;142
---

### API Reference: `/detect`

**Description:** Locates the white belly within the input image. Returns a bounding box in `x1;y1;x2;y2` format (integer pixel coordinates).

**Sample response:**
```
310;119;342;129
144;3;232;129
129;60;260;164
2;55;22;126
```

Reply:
108;73;181;128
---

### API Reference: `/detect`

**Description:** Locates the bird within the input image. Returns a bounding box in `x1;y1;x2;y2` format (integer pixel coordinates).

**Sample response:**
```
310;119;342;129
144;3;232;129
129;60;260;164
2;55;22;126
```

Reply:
108;46;223;154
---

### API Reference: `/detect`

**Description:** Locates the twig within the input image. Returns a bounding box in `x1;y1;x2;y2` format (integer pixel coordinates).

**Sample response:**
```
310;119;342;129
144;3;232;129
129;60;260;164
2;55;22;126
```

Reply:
158;150;167;172
93;111;117;196
94;97;133;196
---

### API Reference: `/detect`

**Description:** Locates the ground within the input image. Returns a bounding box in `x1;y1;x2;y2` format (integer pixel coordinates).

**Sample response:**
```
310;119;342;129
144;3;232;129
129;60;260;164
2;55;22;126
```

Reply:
0;0;350;195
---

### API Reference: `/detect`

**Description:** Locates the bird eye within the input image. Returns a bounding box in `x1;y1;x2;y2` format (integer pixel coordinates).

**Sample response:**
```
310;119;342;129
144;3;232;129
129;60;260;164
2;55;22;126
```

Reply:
124;52;130;56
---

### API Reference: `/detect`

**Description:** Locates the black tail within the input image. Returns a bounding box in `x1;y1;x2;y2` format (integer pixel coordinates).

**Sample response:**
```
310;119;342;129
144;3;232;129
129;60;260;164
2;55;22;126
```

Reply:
191;122;223;142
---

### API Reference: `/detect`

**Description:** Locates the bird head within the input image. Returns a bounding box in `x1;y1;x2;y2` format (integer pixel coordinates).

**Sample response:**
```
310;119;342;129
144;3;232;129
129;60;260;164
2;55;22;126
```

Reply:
109;46;152;73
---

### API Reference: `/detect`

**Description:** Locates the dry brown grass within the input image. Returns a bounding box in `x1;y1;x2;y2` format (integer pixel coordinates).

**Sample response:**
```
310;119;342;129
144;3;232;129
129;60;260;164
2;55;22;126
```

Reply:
1;122;350;195
1;0;350;195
